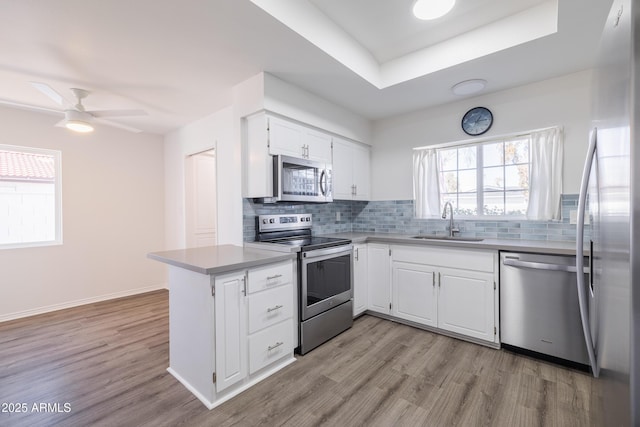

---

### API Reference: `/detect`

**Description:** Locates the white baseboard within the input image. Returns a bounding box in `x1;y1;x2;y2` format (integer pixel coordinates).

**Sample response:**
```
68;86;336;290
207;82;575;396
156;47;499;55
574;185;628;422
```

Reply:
168;357;296;410
0;283;168;323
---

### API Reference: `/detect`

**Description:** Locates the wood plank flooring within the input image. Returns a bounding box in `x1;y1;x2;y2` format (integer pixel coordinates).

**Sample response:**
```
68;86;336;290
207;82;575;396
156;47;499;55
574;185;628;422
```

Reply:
0;290;603;426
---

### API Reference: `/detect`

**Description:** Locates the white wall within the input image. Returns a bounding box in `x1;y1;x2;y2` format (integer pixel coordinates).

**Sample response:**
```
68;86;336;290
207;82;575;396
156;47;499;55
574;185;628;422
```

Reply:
371;70;593;200
263;73;371;143
163;106;239;249
0;106;165;321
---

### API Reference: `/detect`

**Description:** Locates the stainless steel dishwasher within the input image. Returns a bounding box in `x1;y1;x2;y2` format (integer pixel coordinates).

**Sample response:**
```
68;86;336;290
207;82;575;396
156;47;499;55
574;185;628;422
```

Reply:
500;252;590;368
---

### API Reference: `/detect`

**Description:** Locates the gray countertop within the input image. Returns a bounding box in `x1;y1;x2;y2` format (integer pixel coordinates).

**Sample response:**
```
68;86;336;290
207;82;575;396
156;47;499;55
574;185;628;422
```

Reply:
148;244;296;275
318;232;580;255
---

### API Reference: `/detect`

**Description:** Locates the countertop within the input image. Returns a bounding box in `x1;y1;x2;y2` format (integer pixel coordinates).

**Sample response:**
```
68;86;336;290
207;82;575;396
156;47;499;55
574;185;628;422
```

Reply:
148;244;296;275
317;232;580;256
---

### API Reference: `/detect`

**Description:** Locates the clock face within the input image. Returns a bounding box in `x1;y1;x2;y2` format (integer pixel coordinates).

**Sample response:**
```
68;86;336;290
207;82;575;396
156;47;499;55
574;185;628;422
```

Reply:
461;107;493;136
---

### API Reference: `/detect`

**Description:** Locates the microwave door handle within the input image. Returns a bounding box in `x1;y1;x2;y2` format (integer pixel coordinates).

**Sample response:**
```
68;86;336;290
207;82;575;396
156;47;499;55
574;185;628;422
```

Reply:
320;170;326;196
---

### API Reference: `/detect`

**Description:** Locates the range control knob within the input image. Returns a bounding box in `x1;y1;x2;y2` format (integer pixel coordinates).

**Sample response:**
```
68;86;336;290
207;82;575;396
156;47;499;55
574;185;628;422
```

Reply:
269;218;275;223
262;219;268;224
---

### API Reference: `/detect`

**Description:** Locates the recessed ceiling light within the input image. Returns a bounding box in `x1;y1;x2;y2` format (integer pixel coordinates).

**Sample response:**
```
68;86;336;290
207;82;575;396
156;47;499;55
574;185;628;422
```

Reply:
413;0;456;20
451;79;487;96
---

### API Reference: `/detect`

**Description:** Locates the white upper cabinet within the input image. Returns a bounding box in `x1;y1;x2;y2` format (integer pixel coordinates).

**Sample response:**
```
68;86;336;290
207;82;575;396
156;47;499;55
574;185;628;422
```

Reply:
332;137;370;200
268;115;332;163
243;112;334;198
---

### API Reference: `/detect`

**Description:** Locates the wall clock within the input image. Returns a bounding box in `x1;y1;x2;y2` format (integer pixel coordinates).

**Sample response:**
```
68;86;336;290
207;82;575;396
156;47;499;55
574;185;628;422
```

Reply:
461;107;493;136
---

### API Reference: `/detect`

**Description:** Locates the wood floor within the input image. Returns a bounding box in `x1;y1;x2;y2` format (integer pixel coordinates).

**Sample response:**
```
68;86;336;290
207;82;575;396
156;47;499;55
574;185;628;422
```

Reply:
0;290;603;427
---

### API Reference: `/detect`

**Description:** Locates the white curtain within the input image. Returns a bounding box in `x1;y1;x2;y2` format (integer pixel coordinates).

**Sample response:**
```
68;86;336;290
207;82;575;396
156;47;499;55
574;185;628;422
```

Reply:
527;127;563;220
413;148;441;218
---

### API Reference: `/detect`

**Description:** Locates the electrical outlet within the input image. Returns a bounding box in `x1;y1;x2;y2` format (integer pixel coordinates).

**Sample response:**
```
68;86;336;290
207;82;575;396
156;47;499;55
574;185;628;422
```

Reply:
570;210;577;225
570;209;590;225
336;211;341;221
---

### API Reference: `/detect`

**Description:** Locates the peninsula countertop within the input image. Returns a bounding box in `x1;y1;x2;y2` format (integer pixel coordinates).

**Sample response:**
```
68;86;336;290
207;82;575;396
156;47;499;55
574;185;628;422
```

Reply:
148;244;296;275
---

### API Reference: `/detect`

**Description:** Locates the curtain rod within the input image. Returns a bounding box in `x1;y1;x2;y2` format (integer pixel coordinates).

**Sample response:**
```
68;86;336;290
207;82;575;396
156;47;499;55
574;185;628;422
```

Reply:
413;125;562;151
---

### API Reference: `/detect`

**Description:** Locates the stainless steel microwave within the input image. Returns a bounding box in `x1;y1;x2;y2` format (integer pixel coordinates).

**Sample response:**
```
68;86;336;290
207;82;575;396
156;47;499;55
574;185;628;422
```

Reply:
270;155;332;203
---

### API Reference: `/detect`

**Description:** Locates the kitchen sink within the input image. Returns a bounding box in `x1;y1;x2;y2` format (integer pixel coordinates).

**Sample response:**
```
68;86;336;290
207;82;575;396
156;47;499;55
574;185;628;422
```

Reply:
411;235;484;242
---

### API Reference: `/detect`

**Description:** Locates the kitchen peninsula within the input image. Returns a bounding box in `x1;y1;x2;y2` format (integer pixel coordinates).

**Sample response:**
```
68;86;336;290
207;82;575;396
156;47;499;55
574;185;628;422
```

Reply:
148;245;297;409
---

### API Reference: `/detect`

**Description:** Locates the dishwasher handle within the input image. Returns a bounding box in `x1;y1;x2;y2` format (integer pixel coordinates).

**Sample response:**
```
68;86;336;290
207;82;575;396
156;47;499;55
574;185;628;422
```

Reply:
503;257;588;274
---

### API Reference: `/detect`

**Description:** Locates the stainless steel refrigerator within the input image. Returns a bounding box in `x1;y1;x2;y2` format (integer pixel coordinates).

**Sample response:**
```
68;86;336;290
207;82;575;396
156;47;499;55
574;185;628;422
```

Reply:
575;0;639;425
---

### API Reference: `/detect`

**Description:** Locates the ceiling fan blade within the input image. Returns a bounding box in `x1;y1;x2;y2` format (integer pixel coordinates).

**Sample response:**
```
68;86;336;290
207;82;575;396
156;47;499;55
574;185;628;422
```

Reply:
94;117;143;133
30;82;72;107
88;109;148;118
0;98;63;115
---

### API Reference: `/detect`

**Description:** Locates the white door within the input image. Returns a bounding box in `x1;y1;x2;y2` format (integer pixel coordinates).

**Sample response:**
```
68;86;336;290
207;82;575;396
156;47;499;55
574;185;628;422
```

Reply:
392;261;437;327
367;244;391;314
437;267;496;342
214;271;247;392
185;149;217;248
352;243;368;316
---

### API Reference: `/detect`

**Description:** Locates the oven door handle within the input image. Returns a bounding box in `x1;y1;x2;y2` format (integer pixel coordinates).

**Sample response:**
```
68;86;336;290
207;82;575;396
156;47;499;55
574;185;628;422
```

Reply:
302;244;353;260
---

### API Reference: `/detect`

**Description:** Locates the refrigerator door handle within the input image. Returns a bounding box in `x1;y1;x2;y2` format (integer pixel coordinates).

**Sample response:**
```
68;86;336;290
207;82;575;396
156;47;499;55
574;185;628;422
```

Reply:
576;127;599;378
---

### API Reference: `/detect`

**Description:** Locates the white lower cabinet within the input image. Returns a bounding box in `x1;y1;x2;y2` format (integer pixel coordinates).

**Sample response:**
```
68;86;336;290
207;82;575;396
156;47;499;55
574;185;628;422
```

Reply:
216;262;295;387
169;259;296;410
365;243;498;345
392;261;437;327
367;243;391;314
437;267;496;342
352;243;368;316
214;271;248;392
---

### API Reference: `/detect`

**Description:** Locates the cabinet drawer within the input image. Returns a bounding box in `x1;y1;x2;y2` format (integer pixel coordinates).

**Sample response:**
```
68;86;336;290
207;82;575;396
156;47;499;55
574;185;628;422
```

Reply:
248;284;293;334
249;321;293;374
248;262;292;294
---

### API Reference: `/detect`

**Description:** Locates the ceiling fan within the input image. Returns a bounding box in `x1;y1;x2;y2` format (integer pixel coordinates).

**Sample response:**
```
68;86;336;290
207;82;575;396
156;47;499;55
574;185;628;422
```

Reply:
1;82;148;133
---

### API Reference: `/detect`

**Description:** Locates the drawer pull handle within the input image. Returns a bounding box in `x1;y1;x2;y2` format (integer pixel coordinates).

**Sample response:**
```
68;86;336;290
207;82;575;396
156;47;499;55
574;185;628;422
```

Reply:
267;274;283;280
268;341;284;351
267;304;284;313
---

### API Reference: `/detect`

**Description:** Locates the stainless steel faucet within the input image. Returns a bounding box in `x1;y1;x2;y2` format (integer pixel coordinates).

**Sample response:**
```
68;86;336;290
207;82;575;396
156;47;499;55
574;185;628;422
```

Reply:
442;201;459;237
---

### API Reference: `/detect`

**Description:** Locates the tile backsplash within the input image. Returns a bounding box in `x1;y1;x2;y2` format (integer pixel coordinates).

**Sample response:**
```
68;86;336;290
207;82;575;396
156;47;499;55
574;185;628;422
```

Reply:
243;194;587;242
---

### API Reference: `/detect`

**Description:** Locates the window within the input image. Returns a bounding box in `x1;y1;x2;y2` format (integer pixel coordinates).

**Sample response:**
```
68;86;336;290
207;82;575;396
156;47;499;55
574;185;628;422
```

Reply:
438;137;530;216
0;145;62;248
414;127;563;220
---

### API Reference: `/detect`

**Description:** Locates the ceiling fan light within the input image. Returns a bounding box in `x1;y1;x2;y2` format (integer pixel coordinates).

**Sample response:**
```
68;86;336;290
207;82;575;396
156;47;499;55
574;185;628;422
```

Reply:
413;0;455;20
451;79;487;95
65;120;94;133
64;109;94;133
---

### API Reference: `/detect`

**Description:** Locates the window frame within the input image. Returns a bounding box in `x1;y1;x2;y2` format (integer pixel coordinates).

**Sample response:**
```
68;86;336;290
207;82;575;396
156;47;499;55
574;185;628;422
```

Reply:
0;144;63;250
435;137;532;219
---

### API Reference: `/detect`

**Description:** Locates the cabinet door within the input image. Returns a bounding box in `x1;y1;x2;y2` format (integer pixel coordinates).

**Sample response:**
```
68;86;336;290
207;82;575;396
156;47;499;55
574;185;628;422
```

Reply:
305;128;332;163
353;243;368;316
268;116;306;158
352;143;370;200
331;138;354;200
367;244;391;314
437;267;496;342
392;261;437;327
214;272;247;392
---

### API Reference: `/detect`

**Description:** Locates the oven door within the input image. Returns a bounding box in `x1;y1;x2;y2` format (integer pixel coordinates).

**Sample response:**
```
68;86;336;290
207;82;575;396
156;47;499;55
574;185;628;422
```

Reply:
300;245;352;320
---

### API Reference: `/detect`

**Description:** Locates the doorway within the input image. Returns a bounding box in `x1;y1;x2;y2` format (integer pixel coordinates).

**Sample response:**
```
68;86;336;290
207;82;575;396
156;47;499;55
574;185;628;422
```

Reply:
185;149;217;247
